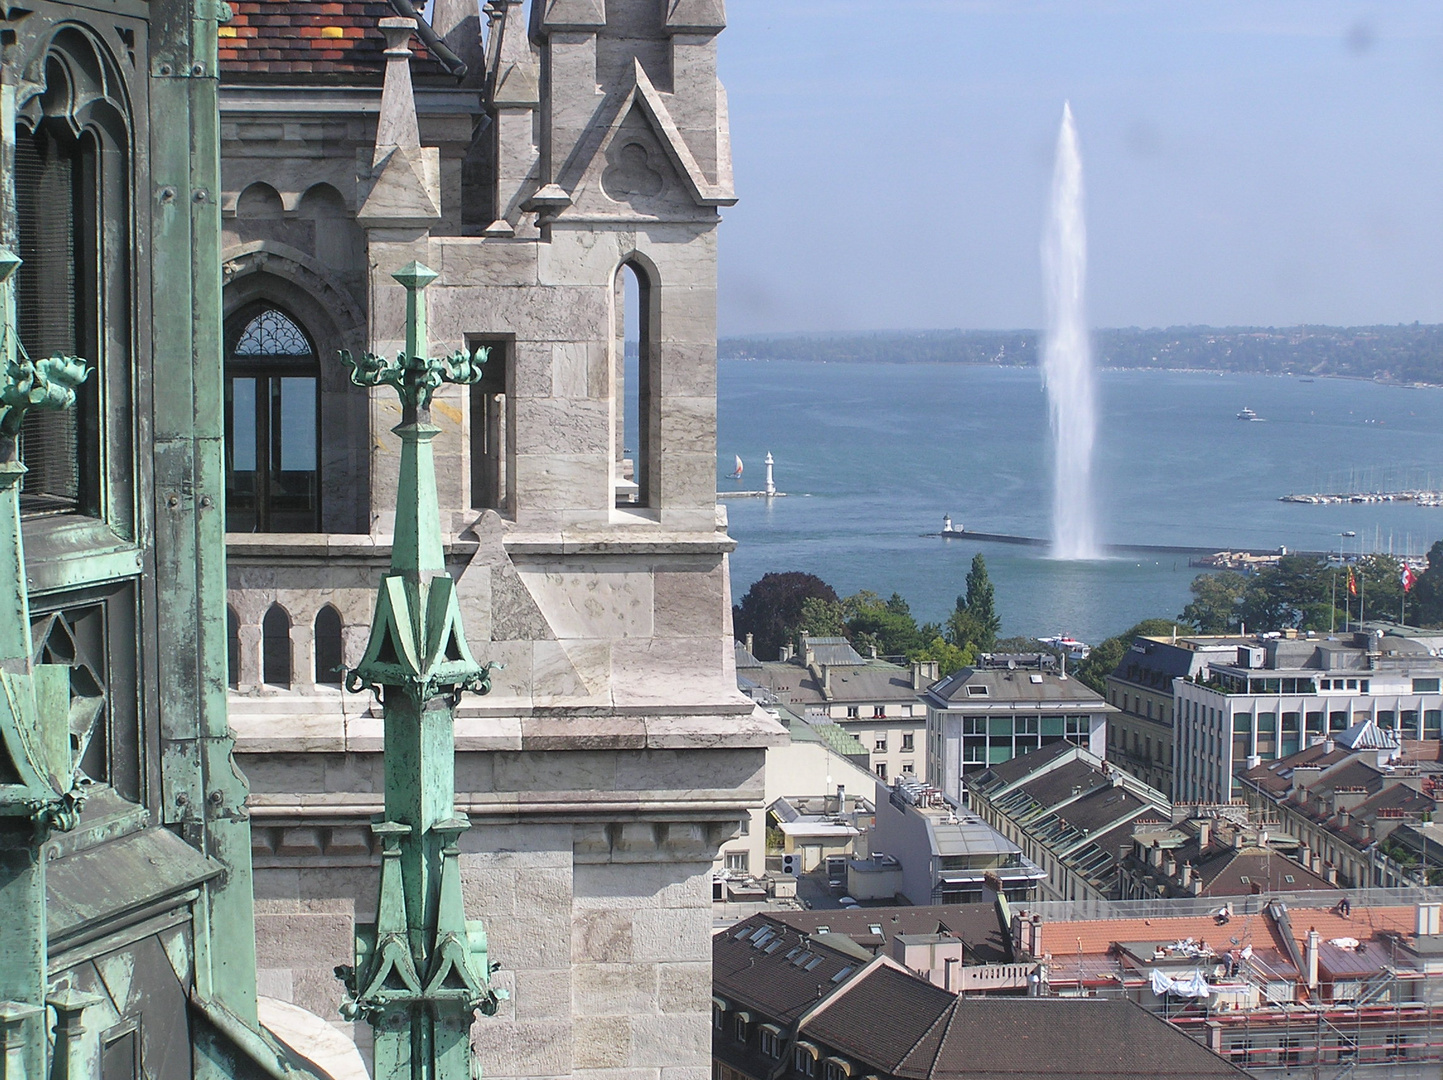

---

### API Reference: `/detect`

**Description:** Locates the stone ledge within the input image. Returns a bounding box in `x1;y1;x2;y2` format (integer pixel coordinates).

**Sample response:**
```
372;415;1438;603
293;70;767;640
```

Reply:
231;702;786;755
504;530;736;556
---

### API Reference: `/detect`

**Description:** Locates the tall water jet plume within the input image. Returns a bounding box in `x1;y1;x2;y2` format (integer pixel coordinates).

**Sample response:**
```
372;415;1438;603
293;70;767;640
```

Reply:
1041;101;1100;560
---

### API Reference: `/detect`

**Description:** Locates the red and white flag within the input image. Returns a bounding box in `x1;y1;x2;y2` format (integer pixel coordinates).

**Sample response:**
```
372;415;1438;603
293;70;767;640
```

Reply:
1402;564;1417;593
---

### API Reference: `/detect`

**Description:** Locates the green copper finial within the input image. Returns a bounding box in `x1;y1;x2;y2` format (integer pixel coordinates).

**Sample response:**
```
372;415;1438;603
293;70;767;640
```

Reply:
337;265;501;1080
340;262;487;416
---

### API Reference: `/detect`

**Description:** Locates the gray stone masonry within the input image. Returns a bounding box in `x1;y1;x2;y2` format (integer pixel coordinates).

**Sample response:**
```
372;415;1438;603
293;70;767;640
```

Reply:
221;3;777;1079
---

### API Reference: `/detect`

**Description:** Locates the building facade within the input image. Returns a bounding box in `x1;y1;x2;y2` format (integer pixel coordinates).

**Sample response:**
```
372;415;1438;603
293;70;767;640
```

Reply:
0;0;325;1076
869;780;1045;906
924;653;1114;805
214;2;782;1077
740;635;934;783
1105;636;1238;796
1173;630;1443;803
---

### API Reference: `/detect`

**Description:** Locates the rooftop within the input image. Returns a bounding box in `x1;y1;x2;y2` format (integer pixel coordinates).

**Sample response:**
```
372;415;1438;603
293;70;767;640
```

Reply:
926;665;1111;709
218;0;448;83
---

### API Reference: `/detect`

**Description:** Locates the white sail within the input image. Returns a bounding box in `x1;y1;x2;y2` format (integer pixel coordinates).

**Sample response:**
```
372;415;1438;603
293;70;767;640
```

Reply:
730;455;743;479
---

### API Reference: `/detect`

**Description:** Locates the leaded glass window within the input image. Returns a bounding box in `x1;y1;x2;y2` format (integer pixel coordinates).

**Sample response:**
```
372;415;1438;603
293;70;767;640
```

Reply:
225;305;320;532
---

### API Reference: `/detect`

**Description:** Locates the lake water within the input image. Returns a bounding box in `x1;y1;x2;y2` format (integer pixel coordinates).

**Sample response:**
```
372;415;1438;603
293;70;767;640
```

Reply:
717;362;1443;646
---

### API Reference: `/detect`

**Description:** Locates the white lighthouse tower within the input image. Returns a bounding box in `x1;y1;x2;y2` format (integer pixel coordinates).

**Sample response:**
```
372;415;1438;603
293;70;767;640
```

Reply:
764;452;776;497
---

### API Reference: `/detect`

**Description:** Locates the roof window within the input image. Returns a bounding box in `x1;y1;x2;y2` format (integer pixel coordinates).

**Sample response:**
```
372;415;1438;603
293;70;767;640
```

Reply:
966;685;990;697
831;966;854;983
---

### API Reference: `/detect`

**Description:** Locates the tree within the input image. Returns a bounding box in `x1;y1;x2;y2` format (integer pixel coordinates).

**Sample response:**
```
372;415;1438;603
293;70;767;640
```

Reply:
1239;555;1335;632
1411;541;1443;627
910;636;976;678
1353;553;1404;624
1074;618;1192;695
964;554;1001;649
733;572;840;661
844;590;926;657
1180;570;1249;633
798;595;847;638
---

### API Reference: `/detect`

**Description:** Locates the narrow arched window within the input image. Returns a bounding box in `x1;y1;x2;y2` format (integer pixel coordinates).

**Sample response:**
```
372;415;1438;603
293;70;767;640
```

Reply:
314;605;343;686
226;605;240;689
613;261;653;507
225;305;320;532
262;603;291;688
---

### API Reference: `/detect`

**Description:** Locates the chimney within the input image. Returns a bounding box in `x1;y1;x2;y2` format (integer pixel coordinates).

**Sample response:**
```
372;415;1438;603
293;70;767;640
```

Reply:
1326;864;1338;886
1305;928;1320;989
1324;738;1335;754
1164;853;1178;878
1197;820;1211;850
745;633;754;654
837;785;847;815
1299;843;1310;867
869;643;878;660
1191;876;1203;896
1180;862;1193;888
823;666;832;695
912;662;926;690
1417;903;1442;936
1311;855;1322;875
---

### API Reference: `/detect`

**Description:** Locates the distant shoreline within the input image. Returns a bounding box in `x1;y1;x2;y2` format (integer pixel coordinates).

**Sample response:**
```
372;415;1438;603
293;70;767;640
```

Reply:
718;325;1443;387
720;357;1441;389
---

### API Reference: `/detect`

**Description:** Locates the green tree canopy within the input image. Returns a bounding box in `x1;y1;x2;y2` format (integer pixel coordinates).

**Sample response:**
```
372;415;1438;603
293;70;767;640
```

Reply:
964;553;1001;649
1180;570;1250;633
798;595;847;638
844;590;927;657
910;636;977;678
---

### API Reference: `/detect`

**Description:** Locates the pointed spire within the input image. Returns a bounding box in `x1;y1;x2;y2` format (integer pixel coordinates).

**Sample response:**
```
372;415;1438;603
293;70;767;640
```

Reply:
374;18;423;164
358;18;443;227
431;0;484;87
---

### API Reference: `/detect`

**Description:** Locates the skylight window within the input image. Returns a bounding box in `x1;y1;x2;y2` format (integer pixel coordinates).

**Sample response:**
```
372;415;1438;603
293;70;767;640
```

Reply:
831;966;854;982
804;956;823;971
1238;876;1251;885
868;924;883;935
765;940;783;953
967;685;990;697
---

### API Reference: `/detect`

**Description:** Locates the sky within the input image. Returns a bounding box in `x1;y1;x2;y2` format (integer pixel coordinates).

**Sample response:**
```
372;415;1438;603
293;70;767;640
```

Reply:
715;1;1443;336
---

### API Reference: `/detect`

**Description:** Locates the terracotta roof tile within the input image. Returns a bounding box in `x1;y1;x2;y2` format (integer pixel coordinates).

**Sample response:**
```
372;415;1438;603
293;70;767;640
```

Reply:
218;0;446;83
1042;914;1291;958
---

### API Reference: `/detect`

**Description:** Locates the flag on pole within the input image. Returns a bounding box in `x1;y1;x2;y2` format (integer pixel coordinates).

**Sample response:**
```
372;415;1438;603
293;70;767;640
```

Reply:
1402;564;1416;593
1347;567;1358;596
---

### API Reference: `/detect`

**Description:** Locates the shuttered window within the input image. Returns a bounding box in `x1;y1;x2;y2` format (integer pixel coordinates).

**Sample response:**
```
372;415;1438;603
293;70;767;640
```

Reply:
14;123;100;516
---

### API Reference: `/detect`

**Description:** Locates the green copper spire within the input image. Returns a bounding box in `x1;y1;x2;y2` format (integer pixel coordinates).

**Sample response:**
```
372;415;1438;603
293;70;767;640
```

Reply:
0;238;93;1080
337;265;500;1080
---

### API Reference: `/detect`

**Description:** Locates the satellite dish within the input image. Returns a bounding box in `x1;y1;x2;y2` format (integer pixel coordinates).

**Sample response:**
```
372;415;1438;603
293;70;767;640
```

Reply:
1007;659;1017;670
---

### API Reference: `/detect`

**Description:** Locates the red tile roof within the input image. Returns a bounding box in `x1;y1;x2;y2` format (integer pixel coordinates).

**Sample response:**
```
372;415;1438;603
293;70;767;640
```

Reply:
1041;914;1291;959
219;0;444;82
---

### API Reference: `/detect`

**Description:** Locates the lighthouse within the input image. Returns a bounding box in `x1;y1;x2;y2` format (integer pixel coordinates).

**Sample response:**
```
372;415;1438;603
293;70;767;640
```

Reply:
765;452;776;497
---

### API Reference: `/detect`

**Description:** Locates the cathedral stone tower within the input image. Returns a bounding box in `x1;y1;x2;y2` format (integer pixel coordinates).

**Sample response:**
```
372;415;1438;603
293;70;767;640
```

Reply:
216;1;778;1077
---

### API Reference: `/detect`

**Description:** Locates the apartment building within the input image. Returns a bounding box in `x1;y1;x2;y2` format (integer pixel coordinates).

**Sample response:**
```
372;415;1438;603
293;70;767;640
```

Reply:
742;634;935;781
925;652;1115;805
1174;629;1443;802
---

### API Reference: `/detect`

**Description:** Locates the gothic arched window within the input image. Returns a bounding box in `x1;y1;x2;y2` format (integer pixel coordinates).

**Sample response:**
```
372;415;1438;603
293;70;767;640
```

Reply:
262;603;291;688
313;605;343;686
225;305;320;532
15;30;134;524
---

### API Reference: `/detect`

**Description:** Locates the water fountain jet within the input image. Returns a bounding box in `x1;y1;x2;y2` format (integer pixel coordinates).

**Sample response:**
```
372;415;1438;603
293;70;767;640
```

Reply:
1042;102;1100;560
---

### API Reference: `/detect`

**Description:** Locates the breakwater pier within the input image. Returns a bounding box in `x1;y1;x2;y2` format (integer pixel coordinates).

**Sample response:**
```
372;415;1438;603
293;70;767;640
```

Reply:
934;526;1330;565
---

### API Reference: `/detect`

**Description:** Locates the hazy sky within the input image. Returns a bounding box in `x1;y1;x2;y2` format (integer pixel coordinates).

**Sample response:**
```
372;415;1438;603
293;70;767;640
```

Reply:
715;1;1443;335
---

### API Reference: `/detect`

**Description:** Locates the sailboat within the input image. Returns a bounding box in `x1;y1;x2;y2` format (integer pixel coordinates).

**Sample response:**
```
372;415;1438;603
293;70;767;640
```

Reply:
728;455;743;479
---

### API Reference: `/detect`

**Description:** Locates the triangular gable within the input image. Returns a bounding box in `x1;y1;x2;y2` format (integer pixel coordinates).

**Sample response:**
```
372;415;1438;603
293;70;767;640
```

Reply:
554;59;735;208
